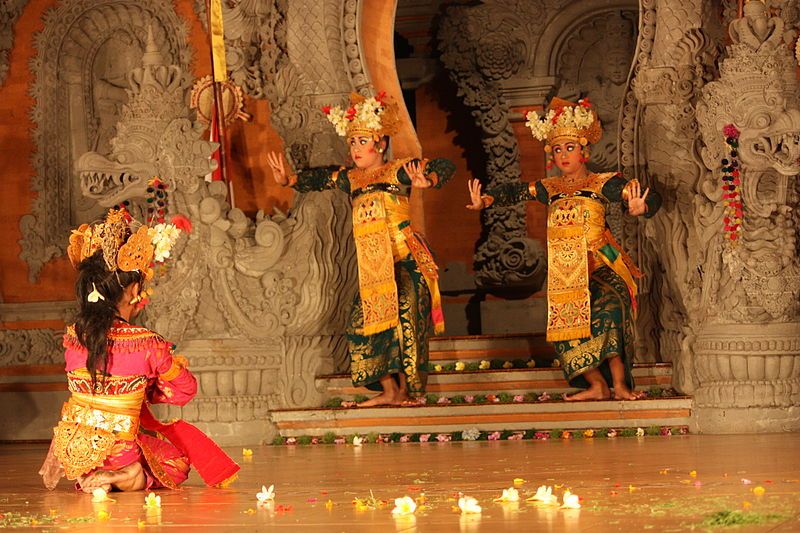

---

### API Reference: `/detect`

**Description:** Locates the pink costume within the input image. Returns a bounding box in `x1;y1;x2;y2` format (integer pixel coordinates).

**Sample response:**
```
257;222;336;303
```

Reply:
53;320;238;489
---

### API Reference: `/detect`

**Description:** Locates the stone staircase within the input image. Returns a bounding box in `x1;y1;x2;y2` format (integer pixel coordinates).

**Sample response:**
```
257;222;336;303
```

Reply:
270;335;692;438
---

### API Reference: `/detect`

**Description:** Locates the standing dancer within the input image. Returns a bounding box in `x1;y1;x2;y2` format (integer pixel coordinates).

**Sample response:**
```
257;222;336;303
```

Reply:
467;98;661;401
268;92;454;406
39;209;239;491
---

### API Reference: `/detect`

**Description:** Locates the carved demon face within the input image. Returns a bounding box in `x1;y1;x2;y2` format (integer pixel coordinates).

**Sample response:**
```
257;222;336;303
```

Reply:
76;121;162;206
76;117;216;207
739;108;800;176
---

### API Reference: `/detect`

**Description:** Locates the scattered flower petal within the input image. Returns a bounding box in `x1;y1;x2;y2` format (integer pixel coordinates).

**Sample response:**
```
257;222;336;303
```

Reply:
527;485;558;506
391;496;417;516
143;493;161;509
257;485;275;504
242;448;253;457
753;486;766;497
493;488;520;503
741;478;752;485
458;496;482;514
560;490;581;509
91;488;113;503
689;470;697;478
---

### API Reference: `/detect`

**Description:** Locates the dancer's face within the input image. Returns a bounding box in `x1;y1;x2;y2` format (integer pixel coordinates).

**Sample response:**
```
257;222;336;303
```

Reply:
552;141;584;174
349;135;384;169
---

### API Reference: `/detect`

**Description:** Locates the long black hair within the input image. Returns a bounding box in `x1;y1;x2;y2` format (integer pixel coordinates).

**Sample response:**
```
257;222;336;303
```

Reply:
74;251;143;391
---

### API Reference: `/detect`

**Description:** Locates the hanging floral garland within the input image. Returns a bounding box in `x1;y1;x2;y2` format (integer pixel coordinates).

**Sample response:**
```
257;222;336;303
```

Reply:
721;124;742;242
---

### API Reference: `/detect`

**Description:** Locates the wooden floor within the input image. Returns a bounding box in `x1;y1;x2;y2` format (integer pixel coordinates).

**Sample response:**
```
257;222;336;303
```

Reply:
2;434;799;531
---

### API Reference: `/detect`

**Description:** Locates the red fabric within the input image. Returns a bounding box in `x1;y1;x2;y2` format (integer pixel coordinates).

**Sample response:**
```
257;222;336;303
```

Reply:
139;406;239;487
209;108;223;181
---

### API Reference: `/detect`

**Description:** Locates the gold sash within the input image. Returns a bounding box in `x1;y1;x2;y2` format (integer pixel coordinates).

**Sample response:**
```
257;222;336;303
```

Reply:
349;159;445;335
353;192;400;335
546;198;592;341
542;172;618;342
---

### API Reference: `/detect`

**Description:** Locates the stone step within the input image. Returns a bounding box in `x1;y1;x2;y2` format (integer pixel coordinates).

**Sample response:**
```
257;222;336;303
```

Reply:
429;333;555;363
270;397;693;437
318;363;674;398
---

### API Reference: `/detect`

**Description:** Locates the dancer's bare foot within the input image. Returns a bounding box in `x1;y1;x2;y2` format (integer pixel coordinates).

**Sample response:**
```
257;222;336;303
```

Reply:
393;390;410;405
357;391;396;407
613;385;645;400
563;383;611;401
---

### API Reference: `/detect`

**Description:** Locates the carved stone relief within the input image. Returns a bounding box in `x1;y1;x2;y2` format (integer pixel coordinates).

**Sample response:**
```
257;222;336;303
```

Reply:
0;1;27;87
557;11;637;173
23;0;191;281
437;1;562;288
0;329;63;366
629;0;800;431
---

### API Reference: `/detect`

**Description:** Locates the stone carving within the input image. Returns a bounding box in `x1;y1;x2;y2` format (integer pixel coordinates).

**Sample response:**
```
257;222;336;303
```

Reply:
0;329;63;366
192;0;366;169
630;0;800;431
0;0;26;87
23;0;190;281
70;2;360;441
438;1;550;287
76;28;216;206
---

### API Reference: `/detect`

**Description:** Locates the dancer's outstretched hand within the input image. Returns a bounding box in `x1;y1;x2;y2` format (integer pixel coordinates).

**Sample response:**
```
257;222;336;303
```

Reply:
466;179;485;210
267;151;289;186
404;160;431;188
627;180;650;216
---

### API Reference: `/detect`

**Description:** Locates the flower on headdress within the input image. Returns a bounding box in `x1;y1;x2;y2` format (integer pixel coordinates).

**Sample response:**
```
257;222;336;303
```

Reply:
525;104;595;142
458;495;482;514
391;496;417;516
87;283;105;303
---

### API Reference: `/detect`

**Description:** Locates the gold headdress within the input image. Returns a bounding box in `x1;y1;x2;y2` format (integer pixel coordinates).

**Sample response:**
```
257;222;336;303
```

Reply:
322;91;401;140
525;97;602;147
67;209;184;282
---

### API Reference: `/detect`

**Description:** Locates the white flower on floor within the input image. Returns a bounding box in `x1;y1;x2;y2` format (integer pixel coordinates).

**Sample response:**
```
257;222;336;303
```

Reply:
144;492;161;509
458;495;482;514
391;496;417;516
560;490;581;509
493;487;520;503
527;485;558;506
91;488;112;503
352;435;364;446
257;485;275;504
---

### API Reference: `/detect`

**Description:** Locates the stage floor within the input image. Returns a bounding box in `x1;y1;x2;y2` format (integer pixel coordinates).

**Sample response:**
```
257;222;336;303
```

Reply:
1;434;798;531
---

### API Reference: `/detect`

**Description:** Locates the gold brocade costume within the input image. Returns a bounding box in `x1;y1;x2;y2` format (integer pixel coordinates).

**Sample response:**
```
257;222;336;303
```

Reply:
346;158;444;336
540;172;640;342
53;370;147;480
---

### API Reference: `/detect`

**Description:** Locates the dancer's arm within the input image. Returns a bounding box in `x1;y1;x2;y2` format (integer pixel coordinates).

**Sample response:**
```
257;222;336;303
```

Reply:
148;340;197;406
398;158;456;189
267;151;350;194
603;175;661;217
466;179;547;210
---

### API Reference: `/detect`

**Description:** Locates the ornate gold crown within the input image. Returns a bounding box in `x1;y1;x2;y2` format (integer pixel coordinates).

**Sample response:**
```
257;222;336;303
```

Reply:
323;91;401;140
67;209;184;281
526;97;603;147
